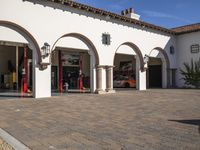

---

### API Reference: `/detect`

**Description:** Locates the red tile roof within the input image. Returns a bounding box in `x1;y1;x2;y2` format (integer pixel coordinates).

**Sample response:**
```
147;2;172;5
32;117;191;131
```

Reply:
171;23;200;35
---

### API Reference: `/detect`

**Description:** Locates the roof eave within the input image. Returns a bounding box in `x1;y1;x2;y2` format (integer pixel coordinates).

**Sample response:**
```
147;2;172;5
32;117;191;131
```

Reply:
47;0;175;35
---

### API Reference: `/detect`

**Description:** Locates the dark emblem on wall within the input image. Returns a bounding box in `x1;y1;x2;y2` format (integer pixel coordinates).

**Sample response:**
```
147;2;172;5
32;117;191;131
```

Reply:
191;44;199;53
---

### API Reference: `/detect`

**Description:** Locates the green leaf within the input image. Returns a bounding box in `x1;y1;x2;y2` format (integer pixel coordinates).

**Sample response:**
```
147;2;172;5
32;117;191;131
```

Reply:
180;58;200;88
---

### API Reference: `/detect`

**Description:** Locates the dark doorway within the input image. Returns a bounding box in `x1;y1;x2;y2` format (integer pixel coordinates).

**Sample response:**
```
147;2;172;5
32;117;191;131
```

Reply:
63;66;79;89
171;69;176;87
51;66;58;90
149;65;162;88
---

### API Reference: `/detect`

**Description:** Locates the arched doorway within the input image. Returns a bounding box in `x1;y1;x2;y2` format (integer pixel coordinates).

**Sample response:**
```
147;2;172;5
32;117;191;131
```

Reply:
0;20;41;97
113;42;144;91
51;33;99;94
147;47;170;88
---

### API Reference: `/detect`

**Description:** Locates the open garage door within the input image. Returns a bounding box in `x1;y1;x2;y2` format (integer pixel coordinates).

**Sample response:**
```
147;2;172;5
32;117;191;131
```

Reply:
0;41;33;97
147;47;170;89
147;57;163;88
51;33;99;95
51;48;91;93
148;64;162;88
113;54;136;90
113;42;144;91
0;21;43;98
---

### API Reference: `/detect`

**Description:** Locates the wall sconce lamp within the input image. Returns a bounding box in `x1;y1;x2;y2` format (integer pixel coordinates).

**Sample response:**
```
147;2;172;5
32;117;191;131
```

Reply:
41;42;50;59
144;54;150;64
39;42;51;70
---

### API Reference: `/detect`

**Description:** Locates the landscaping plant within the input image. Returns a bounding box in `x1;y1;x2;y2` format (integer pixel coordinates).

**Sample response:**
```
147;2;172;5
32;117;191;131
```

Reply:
180;58;200;88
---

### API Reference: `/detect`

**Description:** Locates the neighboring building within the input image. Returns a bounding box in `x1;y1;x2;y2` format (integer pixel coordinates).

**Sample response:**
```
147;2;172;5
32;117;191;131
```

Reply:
172;24;200;87
0;0;199;98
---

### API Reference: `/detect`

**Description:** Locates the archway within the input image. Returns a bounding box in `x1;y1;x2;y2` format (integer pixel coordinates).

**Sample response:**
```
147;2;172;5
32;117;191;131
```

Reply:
113;42;144;91
51;33;99;94
147;47;170;88
114;42;144;70
0;20;41;97
0;20;41;64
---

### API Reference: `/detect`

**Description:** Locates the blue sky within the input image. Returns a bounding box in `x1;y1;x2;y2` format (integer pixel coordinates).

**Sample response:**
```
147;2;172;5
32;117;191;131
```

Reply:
76;0;200;28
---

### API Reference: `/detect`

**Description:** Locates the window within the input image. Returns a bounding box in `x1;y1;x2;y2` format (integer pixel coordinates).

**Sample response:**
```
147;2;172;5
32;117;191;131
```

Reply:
170;46;175;55
102;33;111;45
191;44;199;53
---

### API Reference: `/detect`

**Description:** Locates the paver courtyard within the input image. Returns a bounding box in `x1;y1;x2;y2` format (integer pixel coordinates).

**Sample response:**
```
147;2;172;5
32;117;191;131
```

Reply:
0;89;200;150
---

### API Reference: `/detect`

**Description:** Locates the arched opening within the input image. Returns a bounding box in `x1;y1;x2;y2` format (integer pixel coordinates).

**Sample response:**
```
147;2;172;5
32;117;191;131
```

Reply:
51;33;99;94
147;47;170;88
0;21;41;98
113;42;144;91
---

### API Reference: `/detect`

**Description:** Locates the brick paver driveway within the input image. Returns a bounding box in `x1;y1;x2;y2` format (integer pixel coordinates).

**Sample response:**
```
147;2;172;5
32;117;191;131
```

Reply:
0;89;200;150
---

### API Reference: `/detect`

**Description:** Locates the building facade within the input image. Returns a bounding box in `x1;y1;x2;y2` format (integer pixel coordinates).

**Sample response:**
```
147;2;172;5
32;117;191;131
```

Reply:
0;0;199;98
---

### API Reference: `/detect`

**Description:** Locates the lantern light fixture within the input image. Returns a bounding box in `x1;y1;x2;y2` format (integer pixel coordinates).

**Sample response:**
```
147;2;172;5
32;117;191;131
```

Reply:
144;54;150;64
41;42;50;58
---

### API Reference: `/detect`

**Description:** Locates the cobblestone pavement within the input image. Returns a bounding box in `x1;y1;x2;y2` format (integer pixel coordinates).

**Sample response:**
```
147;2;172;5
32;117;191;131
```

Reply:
0;89;200;150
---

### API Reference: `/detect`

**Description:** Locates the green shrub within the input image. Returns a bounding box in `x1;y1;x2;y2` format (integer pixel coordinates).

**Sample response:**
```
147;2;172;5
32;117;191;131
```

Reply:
180;58;200;88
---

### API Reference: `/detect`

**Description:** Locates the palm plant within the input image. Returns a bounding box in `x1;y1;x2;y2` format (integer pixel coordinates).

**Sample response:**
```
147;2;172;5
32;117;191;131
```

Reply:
180;58;200;88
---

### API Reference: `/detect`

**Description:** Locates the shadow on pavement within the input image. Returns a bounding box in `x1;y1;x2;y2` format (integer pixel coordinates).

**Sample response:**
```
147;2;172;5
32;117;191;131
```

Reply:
169;119;200;134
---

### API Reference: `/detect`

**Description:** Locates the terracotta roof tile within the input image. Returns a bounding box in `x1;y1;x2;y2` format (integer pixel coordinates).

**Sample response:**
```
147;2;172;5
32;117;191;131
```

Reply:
171;23;200;35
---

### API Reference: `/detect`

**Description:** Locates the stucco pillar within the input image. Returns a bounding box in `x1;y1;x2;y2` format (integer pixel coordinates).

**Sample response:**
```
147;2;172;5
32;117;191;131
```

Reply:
162;59;167;88
106;66;115;93
33;50;51;98
95;65;104;94
16;46;19;90
167;68;170;88
136;56;147;90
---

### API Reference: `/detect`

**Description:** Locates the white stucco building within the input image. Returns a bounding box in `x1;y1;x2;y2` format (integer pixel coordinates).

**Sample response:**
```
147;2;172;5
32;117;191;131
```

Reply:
0;0;199;98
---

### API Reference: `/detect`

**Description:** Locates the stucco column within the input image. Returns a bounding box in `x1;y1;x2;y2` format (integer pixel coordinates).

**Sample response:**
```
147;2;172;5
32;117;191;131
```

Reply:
106;66;115;93
136;56;147;90
167;68;170;88
162;58;168;88
95;65;104;94
16;46;19;90
33;50;51;98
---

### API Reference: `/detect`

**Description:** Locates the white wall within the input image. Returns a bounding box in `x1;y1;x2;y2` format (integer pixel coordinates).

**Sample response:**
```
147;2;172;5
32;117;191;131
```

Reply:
0;27;27;44
176;31;200;87
0;0;175;63
0;0;177;96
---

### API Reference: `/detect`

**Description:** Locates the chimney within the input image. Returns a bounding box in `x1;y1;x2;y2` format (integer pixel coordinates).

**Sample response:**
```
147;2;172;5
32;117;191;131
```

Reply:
121;8;140;20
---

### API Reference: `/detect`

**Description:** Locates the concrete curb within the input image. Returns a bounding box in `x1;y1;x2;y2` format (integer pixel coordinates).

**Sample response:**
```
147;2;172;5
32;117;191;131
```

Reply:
0;128;30;150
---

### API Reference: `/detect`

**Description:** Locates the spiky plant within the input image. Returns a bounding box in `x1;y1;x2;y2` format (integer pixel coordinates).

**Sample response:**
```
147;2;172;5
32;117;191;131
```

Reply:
180;58;200;88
